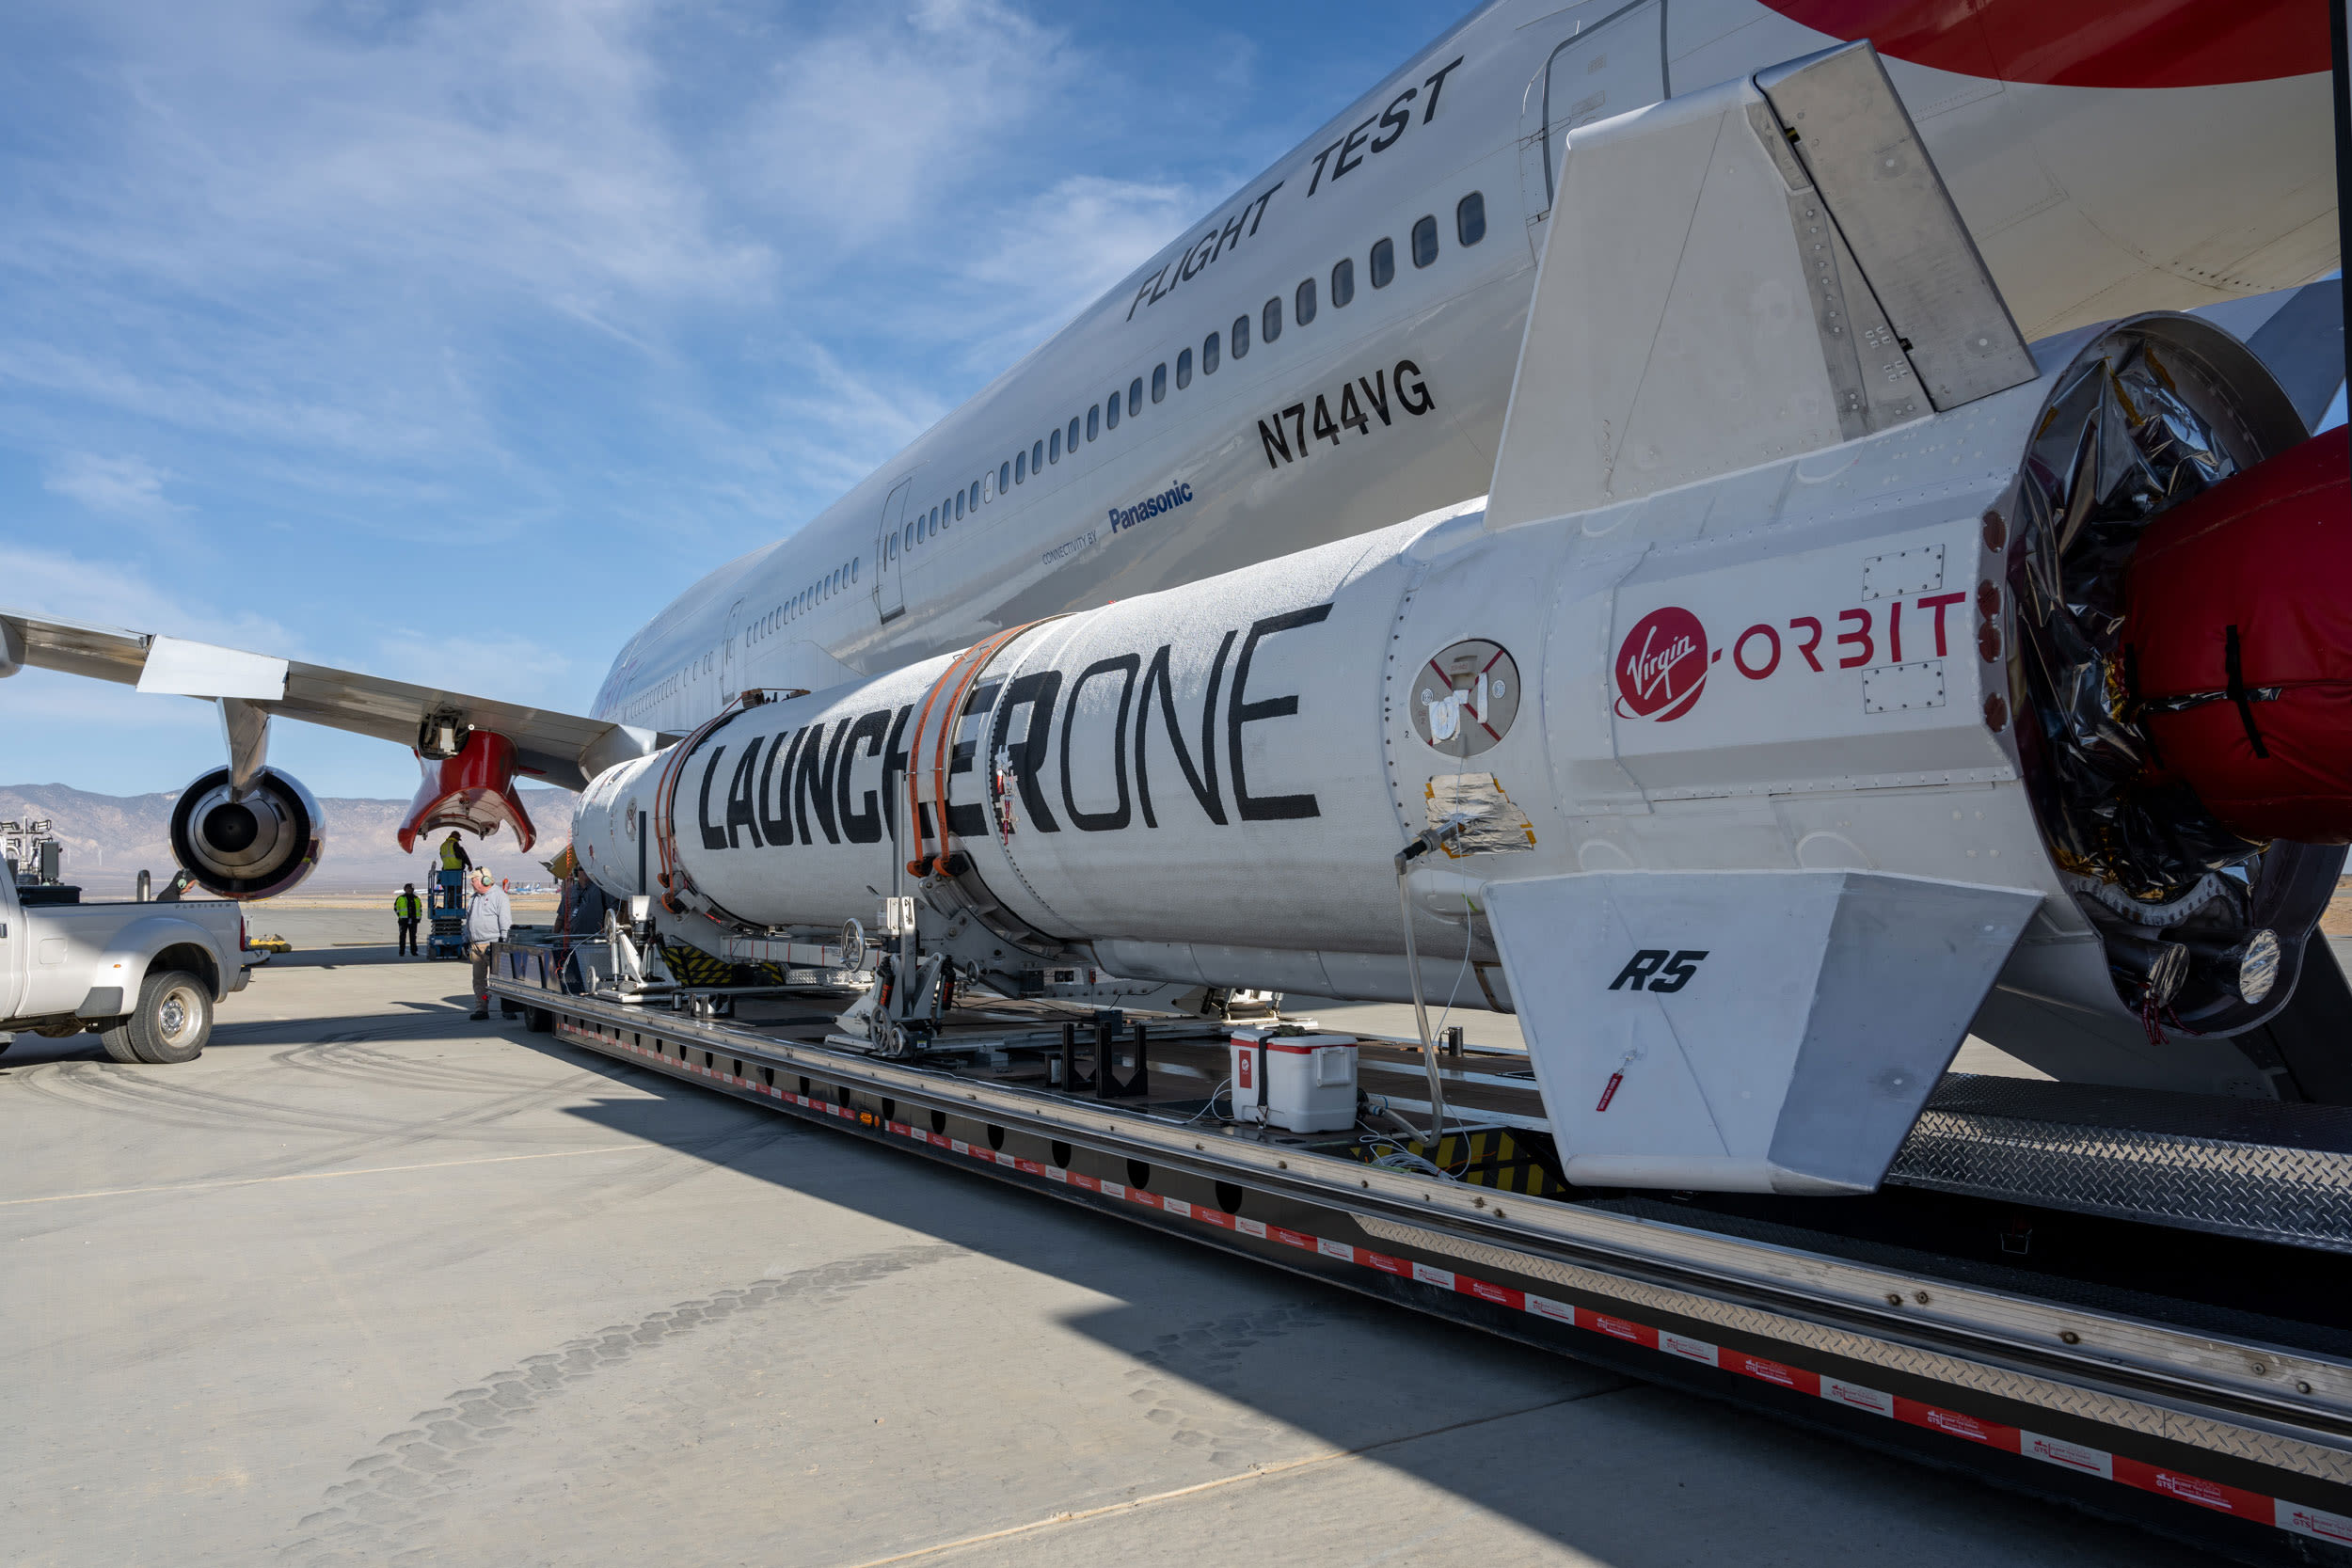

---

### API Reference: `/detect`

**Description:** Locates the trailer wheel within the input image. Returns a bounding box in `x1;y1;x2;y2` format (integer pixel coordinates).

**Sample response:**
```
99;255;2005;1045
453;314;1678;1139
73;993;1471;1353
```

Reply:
107;970;213;1065
525;1006;553;1034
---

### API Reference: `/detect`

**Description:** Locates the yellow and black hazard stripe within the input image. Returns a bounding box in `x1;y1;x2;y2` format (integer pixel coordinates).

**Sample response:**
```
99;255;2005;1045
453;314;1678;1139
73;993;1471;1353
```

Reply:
1353;1127;1569;1196
657;942;791;988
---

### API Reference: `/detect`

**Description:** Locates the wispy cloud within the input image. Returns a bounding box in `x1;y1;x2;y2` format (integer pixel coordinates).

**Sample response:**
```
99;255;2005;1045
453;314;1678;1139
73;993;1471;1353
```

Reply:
0;0;1440;796
3;544;295;653
42;451;180;518
724;0;1080;259
372;630;575;704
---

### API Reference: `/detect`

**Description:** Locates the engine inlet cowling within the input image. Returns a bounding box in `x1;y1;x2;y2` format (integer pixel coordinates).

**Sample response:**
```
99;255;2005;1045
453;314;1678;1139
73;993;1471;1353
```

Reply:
2000;314;2337;1034
169;766;323;900
2123;426;2352;845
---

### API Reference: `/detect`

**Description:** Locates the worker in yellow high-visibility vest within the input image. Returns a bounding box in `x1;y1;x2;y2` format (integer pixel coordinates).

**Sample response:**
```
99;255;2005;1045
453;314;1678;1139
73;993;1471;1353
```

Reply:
393;883;422;957
437;831;471;904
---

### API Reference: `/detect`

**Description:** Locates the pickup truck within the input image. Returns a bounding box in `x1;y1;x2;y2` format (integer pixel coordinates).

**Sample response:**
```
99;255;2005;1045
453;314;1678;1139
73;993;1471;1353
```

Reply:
0;877;248;1063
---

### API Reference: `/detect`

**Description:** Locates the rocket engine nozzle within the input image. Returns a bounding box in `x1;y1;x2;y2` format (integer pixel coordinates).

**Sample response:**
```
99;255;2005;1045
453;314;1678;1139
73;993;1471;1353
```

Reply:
2122;427;2352;845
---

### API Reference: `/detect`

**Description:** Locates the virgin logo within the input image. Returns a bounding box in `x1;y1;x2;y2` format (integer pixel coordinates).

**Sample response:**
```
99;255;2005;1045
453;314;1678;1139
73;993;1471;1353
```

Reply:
1615;608;1711;721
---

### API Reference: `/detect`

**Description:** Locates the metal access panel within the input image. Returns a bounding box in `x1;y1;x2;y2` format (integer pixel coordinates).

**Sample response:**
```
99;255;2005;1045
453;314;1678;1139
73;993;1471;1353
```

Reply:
1892;1073;2352;1255
1755;42;2037;410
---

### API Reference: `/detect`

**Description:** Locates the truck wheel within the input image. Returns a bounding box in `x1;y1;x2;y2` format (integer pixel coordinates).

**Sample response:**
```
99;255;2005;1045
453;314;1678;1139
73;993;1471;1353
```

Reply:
118;970;213;1065
97;1017;145;1064
525;1006;553;1033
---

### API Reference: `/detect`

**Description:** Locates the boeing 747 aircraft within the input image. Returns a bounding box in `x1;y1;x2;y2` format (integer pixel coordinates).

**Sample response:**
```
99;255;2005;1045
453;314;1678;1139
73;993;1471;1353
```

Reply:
2;0;2334;881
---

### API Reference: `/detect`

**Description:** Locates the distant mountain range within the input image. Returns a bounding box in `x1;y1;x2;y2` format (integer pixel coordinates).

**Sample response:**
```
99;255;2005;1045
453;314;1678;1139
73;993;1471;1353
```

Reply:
1;781;575;895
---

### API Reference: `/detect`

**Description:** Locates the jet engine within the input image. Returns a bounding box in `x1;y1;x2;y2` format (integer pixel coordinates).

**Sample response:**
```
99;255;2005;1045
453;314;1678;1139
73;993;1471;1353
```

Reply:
169;765;324;900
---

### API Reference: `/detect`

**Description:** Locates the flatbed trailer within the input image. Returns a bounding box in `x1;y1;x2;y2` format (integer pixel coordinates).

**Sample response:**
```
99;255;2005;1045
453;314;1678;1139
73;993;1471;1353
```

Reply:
489;942;2352;1564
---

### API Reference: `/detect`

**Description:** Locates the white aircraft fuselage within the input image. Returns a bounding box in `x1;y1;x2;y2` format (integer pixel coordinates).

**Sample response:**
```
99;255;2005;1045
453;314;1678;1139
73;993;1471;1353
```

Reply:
588;0;2334;738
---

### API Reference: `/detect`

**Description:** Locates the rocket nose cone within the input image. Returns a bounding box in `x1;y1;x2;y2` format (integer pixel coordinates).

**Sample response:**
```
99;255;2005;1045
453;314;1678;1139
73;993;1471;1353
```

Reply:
2123;426;2352;844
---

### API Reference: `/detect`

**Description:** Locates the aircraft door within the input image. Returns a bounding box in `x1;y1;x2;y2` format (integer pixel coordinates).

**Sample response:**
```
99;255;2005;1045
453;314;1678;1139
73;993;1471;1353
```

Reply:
720;597;743;695
874;477;913;624
1519;0;1668;233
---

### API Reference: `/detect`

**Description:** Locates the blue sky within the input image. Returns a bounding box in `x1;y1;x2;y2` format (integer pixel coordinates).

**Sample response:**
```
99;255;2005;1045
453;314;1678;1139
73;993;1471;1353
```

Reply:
0;0;1460;798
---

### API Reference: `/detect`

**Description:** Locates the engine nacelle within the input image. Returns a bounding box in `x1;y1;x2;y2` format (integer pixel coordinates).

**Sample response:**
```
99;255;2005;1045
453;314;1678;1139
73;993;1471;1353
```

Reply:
169;765;323;900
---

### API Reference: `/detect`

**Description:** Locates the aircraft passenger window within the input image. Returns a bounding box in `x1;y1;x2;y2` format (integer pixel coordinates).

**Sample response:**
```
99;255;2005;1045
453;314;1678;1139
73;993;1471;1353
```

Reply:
1015;450;1025;483
1031;438;1043;472
968;481;978;512
1127;377;1142;417
1151;364;1167;403
930;505;940;531
1331;257;1355;308
1105;391;1120;431
1088;404;1100;440
1067;415;1079;451
1412;214;1438;268
1203;331;1220;374
852;558;859;581
1457;191;1486;246
1176;347;1192;389
1049;428;1060;464
999;460;1011;493
1295;277;1316;326
1232;313;1248;358
984;469;994;501
1261;296;1281;343
1371;236;1394;289
956;489;965;520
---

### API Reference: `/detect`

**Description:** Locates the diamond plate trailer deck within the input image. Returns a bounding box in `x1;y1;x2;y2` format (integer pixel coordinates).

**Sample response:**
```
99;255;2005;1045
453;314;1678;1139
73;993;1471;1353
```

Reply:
488;946;2352;1564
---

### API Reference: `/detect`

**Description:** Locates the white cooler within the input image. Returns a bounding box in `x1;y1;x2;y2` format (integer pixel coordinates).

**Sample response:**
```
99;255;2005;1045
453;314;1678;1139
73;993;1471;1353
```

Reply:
1230;1030;1359;1132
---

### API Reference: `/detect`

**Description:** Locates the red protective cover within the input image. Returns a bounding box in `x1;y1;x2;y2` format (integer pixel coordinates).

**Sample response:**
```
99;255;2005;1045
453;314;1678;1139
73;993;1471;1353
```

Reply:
396;730;538;853
2122;428;2352;843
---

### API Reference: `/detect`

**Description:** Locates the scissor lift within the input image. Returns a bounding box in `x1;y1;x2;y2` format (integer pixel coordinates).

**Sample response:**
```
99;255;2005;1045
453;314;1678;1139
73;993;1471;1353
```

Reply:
426;868;468;959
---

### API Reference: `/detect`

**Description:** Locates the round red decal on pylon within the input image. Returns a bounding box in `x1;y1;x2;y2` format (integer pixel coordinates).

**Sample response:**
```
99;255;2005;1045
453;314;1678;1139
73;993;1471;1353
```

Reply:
1615;608;1710;721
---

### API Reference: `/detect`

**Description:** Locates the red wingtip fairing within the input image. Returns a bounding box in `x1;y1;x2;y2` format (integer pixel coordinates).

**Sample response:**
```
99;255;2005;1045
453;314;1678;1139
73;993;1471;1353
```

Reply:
2122;427;2352;844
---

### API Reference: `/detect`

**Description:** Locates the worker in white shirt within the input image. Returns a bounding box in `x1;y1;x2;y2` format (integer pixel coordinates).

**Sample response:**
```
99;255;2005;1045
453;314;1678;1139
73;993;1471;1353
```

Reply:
465;866;513;1021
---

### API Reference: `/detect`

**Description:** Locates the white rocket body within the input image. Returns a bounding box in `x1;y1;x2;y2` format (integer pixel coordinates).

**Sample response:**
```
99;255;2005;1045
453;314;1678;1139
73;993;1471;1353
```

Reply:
575;56;2336;1192
572;331;2081;1047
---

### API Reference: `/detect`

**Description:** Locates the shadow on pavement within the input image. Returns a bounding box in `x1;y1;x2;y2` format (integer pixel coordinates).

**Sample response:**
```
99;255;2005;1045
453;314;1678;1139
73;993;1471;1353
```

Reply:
528;1029;2191;1567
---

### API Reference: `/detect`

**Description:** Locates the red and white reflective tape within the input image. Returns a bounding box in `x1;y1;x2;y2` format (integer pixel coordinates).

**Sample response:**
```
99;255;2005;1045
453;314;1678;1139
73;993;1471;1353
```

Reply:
563;1018;2352;1546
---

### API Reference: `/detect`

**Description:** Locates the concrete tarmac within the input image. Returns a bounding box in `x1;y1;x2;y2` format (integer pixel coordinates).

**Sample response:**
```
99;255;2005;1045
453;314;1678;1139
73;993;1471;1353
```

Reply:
1;912;2210;1567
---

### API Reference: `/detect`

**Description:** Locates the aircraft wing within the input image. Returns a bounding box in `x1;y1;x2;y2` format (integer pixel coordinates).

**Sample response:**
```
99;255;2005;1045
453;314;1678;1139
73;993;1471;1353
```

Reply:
0;606;661;792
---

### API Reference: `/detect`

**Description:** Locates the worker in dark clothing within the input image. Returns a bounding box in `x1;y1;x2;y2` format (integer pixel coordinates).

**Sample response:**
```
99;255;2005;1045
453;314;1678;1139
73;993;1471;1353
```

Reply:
394;883;422;956
565;866;613;941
